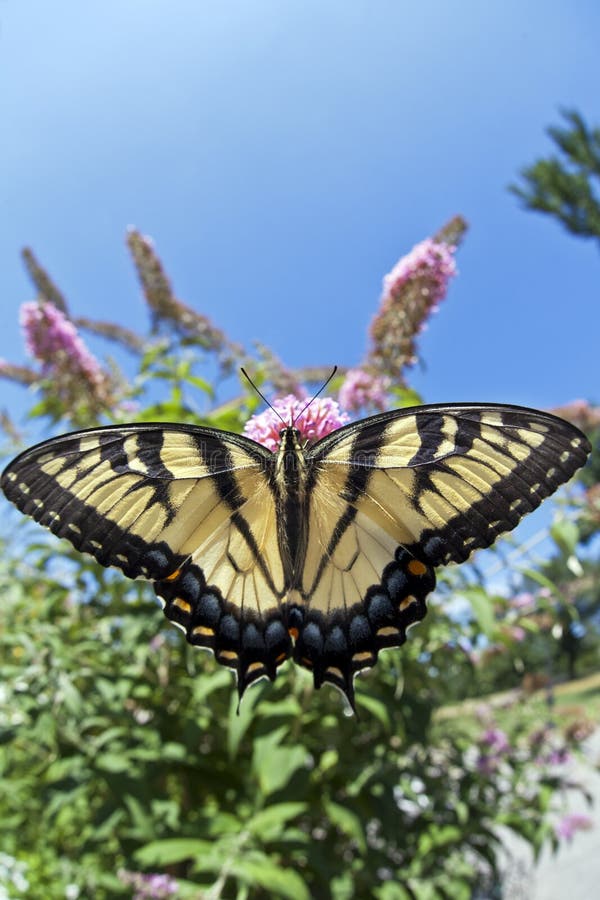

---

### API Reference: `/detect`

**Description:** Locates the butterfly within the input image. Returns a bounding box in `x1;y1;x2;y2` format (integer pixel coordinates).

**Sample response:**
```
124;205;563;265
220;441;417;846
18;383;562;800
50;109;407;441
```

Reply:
0;403;590;709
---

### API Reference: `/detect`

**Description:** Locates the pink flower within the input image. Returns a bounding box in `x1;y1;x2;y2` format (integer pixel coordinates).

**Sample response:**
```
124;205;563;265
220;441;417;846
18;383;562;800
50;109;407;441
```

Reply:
118;870;178;899
338;368;390;413
476;753;499;775
369;234;458;379
244;394;350;452
546;747;571;766
381;238;457;313
511;592;536;611
475;727;510;775
480;728;510;754
510;625;526;642
554;813;593;841
20;301;104;385
17;300;114;420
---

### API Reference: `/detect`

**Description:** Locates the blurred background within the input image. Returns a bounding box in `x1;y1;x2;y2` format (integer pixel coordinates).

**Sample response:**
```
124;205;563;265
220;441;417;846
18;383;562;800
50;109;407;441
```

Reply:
0;3;598;899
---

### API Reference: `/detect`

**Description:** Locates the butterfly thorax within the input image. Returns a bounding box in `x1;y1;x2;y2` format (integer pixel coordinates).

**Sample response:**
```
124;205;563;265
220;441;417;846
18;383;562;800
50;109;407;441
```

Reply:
273;427;309;587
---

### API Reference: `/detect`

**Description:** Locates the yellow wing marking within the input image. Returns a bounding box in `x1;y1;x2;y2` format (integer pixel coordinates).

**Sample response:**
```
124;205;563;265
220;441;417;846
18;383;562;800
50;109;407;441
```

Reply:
161;467;286;616
300;467;399;614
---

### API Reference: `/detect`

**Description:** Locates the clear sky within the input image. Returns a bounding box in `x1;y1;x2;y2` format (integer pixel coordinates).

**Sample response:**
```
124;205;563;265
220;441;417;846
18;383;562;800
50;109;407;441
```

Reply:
1;0;599;419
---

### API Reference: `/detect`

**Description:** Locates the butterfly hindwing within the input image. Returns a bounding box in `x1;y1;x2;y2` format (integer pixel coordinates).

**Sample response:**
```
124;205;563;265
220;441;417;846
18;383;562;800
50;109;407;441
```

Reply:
155;465;292;687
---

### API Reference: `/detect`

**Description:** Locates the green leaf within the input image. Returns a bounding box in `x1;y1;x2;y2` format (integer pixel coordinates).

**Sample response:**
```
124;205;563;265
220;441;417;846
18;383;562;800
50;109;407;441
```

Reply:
375;882;414;900
232;855;310;900
94;752;130;773
389;386;424;408
355;690;392;729
183;374;215;397
252;729;307;796
550;517;579;557
245;802;307;841
324;801;366;853
461;587;497;639
227;687;260;759
135;838;215;866
520;567;567;602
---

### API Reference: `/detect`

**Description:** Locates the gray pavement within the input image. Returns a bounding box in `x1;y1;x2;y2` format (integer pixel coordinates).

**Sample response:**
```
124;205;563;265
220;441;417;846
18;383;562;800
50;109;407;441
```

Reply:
499;729;600;899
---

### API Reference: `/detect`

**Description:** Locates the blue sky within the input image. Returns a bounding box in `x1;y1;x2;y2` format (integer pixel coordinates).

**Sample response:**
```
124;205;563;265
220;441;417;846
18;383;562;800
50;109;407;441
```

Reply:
1;0;598;420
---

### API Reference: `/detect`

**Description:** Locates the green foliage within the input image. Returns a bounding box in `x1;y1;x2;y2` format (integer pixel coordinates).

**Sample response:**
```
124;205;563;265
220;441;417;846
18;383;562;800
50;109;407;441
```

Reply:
2;546;592;899
509;109;600;244
0;231;597;898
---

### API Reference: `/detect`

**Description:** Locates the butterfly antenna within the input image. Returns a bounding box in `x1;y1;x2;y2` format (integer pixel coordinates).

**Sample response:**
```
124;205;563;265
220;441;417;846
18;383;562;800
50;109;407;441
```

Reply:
240;367;287;427
293;366;338;426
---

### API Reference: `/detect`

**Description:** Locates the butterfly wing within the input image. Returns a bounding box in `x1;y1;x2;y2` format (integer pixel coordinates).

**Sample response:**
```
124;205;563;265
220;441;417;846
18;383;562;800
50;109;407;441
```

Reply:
1;424;292;691
292;404;590;699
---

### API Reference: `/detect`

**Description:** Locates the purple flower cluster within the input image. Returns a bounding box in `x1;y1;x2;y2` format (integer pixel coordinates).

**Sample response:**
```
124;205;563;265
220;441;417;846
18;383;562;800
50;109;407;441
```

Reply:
369;236;458;380
528;724;575;768
381;238;457;313
243;394;350;451
118;870;178;899
554;812;593;841
338;368;390;413
476;728;510;774
17;300;114;418
510;591;536;611
20;301;104;386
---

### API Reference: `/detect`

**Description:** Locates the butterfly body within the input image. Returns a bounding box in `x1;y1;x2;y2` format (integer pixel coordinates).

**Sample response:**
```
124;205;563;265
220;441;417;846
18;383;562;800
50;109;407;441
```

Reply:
1;403;590;710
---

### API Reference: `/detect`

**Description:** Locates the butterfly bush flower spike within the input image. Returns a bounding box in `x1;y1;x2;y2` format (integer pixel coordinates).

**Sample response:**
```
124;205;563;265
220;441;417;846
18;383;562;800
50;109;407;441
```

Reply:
369;235;458;379
20;301;104;385
19;300;114;419
381;238;457;318
244;394;350;451
339;368;390;413
126;228;238;368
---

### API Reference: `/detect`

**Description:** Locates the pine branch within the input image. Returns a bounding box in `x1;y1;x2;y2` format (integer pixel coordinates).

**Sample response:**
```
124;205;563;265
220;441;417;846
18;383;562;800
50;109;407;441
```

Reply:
509;109;600;244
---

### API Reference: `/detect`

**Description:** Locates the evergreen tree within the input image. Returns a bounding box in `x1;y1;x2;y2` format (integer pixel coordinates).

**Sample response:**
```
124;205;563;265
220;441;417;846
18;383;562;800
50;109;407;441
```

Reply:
510;109;600;244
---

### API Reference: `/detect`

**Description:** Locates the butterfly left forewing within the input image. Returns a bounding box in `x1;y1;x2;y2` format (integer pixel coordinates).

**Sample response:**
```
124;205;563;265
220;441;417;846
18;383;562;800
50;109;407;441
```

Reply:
1;424;292;692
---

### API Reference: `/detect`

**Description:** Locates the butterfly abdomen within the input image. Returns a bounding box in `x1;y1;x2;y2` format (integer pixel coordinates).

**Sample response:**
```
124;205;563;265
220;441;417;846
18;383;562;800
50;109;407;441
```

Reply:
274;427;310;587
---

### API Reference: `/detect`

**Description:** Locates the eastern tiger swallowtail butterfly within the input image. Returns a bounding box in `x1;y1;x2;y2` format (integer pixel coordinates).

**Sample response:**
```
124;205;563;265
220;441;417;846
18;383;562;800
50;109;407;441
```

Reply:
0;403;590;709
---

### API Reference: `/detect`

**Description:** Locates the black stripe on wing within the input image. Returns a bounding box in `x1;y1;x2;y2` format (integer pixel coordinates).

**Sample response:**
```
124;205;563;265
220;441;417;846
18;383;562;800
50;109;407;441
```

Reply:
303;416;390;597
405;408;590;565
310;404;591;567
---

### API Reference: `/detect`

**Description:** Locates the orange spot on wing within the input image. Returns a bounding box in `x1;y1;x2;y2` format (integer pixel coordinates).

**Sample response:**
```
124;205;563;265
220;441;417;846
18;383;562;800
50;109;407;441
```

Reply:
172;597;192;614
408;559;427;576
165;568;182;582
